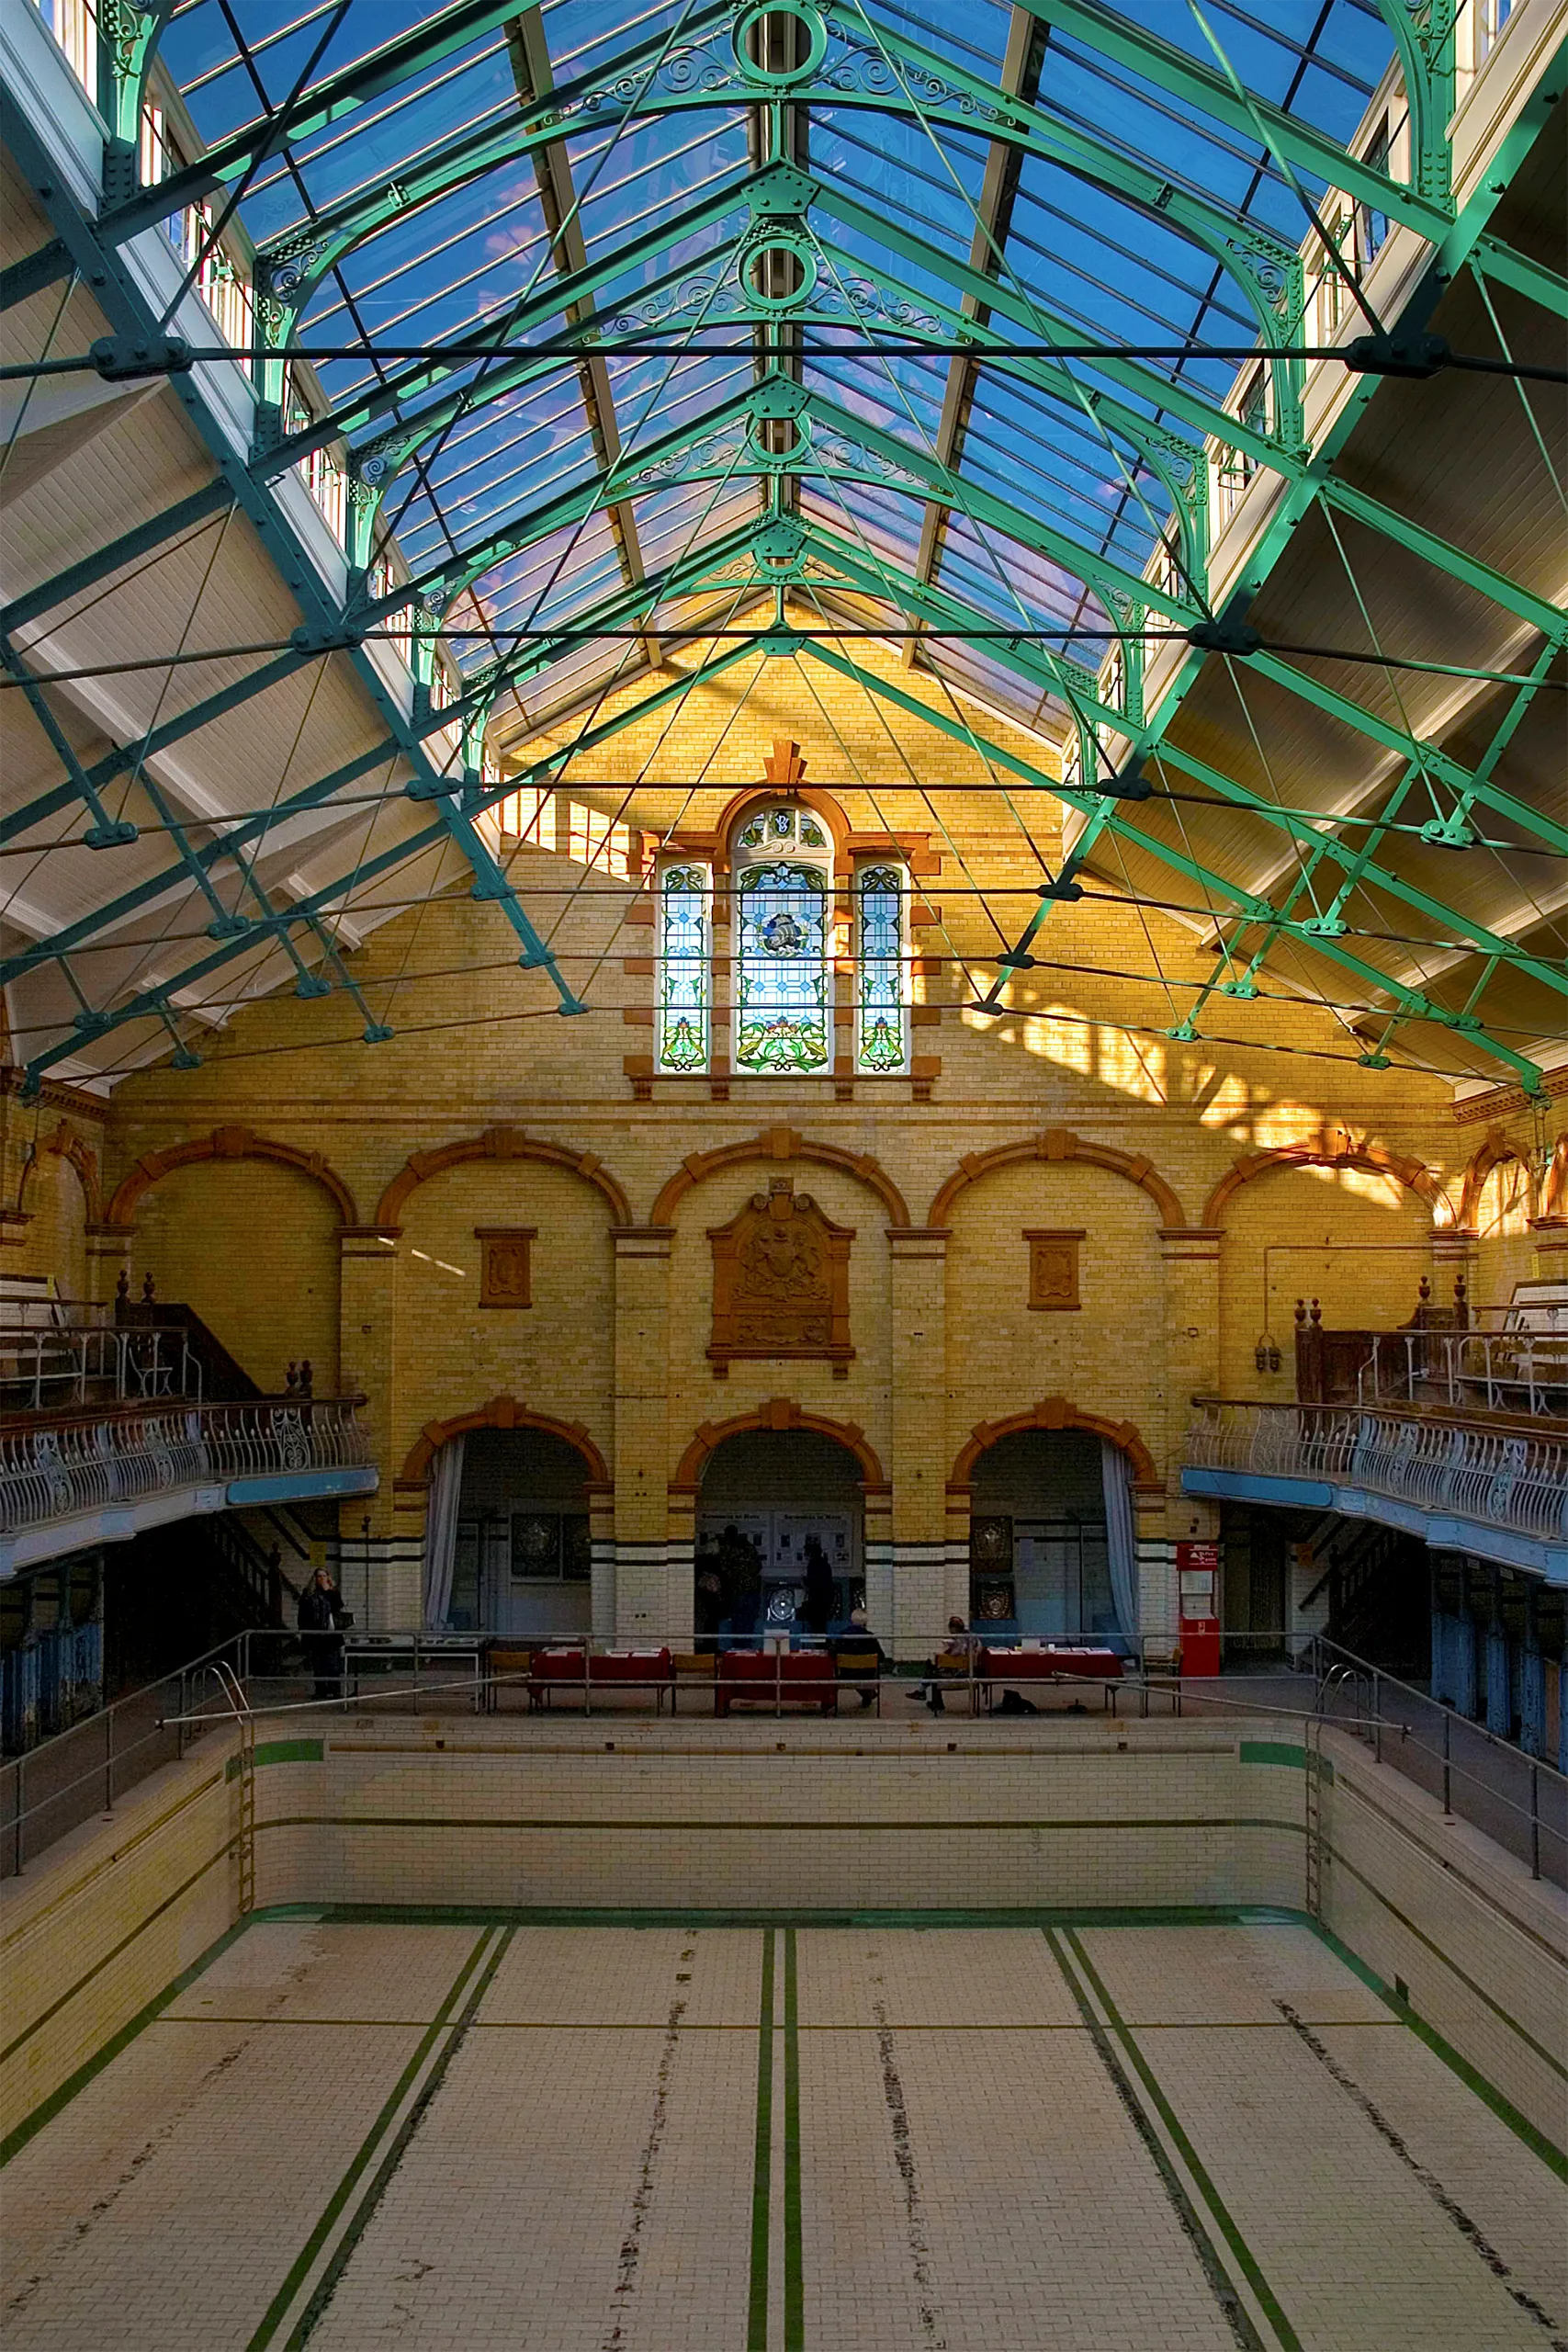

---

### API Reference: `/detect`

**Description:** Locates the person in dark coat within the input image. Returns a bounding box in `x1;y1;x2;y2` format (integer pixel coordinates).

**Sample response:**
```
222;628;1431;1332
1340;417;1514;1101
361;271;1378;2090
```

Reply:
716;1525;762;1645
298;1565;348;1700
829;1606;885;1708
799;1535;836;1638
694;1568;727;1652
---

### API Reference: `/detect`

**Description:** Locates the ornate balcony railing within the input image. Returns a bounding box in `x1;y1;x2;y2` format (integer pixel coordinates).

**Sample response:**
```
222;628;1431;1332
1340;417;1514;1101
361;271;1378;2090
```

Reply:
0;1401;372;1537
1;1315;200;1411
1186;1399;1568;1547
1359;1328;1568;1419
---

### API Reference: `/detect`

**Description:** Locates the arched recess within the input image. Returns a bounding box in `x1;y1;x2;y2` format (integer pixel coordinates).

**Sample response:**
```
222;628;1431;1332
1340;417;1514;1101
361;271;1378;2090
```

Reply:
400;1396;611;1489
107;1125;357;1227
929;1129;1187;1229
673;1399;887;1494
652;1127;910;1229
948;1397;1157;1492
375;1126;631;1229
1458;1131;1538;1230
1545;1136;1568;1221
1202;1131;1448;1231
18;1120;103;1227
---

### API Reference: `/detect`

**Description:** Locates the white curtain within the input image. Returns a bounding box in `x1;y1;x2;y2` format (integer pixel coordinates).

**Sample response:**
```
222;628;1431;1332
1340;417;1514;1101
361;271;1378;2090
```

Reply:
422;1436;466;1628
1100;1439;1138;1642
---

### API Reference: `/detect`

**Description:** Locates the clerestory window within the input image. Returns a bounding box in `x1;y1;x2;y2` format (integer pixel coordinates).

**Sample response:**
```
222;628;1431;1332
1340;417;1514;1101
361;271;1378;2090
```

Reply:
654;799;908;1078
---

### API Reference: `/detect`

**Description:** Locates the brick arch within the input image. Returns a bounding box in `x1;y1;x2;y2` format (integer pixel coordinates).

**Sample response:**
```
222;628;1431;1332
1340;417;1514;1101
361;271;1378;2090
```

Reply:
710;782;853;869
672;1399;887;1494
651;1127;910;1229
374;1125;632;1229
19;1121;102;1226
948;1397;1157;1491
1458;1129;1538;1229
1201;1129;1449;1231
928;1129;1186;1230
400;1396;611;1488
107;1124;356;1227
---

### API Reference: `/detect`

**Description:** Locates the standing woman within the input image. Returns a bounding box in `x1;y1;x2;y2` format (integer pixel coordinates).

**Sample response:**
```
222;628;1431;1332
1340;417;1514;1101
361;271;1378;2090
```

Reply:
298;1564;349;1701
799;1535;836;1639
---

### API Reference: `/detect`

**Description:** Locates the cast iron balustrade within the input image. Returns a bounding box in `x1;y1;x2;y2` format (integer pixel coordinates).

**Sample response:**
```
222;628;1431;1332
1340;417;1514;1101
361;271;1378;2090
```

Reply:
1186;1399;1568;1550
0;1400;372;1538
0;1302;199;1413
1358;1320;1568;1419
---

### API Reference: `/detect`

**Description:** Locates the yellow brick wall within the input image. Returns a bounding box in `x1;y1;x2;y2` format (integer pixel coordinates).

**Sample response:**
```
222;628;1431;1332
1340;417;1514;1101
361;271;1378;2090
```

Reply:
124;1158;343;1393
9;644;1558;1609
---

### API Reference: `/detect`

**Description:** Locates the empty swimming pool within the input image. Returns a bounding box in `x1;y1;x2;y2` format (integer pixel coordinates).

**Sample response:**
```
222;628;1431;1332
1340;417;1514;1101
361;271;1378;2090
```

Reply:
3;1916;1563;2351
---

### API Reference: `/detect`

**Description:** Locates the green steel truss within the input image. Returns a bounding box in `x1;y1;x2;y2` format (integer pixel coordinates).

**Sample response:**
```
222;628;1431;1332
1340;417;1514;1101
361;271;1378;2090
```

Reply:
3;0;1563;1092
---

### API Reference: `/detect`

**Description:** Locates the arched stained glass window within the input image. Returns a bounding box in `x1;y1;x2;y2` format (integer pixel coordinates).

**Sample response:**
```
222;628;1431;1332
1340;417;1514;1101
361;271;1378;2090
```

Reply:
656;864;710;1073
856;865;908;1074
733;802;831;1076
655;800;910;1080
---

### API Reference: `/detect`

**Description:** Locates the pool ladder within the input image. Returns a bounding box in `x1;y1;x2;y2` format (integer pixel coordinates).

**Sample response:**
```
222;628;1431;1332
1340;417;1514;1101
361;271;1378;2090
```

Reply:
1303;1713;1326;1919
198;1661;255;1916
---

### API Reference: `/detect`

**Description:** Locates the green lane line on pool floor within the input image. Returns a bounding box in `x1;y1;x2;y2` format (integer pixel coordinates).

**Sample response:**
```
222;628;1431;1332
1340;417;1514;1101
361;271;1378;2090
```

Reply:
748;1928;776;2352
1062;1928;1304;2352
283;1926;515;2351
243;1925;503;2352
1043;1928;1268;2352
783;1926;805;2352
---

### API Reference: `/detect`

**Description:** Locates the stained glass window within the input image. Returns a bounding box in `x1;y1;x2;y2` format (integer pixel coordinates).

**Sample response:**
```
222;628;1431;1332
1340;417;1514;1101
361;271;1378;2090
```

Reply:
731;805;831;1075
856;865;909;1075
656;864;710;1074
736;861;831;1074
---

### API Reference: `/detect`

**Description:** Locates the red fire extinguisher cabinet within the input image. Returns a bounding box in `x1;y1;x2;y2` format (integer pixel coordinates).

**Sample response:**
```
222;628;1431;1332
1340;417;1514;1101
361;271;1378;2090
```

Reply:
1177;1541;1222;1678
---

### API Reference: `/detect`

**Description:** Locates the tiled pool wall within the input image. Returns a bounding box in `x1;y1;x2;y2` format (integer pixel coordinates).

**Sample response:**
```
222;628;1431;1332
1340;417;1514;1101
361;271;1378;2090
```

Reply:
3;1722;1563;2159
252;1725;1306;1916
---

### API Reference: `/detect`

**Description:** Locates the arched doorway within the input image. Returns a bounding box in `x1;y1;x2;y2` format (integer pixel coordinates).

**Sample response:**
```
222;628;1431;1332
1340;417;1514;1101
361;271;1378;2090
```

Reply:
439;1428;593;1636
967;1429;1136;1645
695;1429;864;1637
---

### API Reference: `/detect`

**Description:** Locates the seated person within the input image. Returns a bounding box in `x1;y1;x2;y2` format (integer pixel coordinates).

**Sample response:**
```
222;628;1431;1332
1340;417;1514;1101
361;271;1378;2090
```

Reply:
829;1606;884;1708
911;1616;979;1715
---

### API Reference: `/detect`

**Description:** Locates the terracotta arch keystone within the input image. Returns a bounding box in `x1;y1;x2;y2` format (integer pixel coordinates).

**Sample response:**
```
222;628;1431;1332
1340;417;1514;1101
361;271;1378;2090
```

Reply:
1201;1130;1449;1231
399;1398;610;1487
373;1126;632;1228
928;1130;1186;1229
948;1397;1157;1490
106;1125;356;1227
671;1401;887;1493
651;1132;909;1228
18;1121;103;1227
1457;1129;1538;1230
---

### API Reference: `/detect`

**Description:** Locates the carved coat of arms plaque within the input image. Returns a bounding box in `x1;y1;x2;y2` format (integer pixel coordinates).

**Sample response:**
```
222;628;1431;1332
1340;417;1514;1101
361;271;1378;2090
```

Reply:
707;1176;854;1365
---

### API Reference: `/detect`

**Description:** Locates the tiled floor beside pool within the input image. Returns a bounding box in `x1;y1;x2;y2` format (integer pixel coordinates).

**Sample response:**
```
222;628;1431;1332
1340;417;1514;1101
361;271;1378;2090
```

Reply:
3;1917;1563;2352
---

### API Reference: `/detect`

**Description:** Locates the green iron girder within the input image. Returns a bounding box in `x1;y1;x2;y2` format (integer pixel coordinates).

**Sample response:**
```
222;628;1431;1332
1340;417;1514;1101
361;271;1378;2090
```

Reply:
793;635;1543;1089
0;529;765;988
258;178;761;472
1021;0;1456;220
2;97;582;1038
7;639;763;1073
113;3;1302;367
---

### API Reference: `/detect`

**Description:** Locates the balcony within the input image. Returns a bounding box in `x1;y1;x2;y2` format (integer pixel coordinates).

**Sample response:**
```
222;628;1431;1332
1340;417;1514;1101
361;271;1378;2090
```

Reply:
1183;1399;1568;1581
0;1399;377;1574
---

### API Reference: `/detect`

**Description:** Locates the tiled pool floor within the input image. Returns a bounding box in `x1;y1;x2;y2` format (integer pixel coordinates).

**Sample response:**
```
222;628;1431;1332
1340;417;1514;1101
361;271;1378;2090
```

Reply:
3;1917;1563;2350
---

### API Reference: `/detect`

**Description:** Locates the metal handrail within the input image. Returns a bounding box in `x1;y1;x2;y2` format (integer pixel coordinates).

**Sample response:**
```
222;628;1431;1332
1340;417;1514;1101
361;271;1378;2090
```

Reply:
0;1321;199;1411
0;1397;372;1534
1359;1329;1568;1417
1186;1397;1568;1544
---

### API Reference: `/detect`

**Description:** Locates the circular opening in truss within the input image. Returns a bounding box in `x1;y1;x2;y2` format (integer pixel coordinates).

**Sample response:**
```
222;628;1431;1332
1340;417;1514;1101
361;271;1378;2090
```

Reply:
733;2;828;86
740;240;818;313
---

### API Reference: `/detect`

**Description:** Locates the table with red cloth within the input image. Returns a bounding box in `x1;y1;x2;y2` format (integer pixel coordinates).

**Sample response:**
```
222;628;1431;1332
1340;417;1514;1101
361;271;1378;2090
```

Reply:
525;1646;675;1712
975;1645;1124;1713
715;1648;839;1715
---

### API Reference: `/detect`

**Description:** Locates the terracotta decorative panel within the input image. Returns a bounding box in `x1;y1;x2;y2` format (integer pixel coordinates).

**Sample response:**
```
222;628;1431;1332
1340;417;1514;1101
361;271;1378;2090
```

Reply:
1024;1227;1085;1311
475;1227;536;1308
708;1177;854;1364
